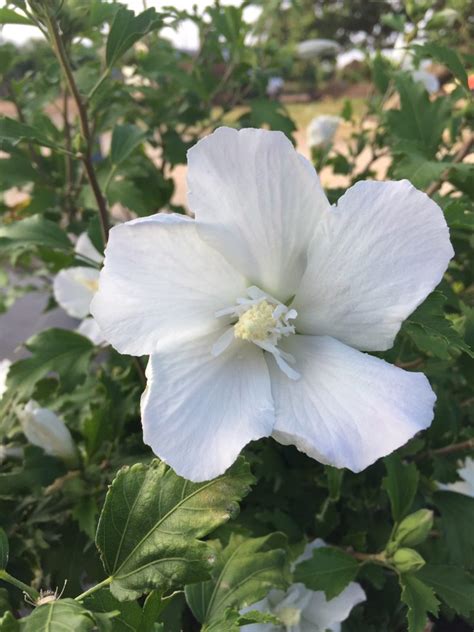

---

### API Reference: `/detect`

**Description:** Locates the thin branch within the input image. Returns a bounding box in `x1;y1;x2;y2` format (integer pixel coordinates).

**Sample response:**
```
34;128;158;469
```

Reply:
415;438;474;461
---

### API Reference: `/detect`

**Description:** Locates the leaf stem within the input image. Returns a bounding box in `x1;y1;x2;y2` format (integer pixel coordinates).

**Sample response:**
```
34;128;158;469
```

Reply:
75;576;112;601
414;438;474;461
0;570;40;600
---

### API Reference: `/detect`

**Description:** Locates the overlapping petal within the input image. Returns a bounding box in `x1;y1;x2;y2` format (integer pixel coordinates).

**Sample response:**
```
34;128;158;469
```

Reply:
267;335;435;472
141;332;275;482
91;213;247;356
187;127;330;300
293;180;453;351
54;267;100;319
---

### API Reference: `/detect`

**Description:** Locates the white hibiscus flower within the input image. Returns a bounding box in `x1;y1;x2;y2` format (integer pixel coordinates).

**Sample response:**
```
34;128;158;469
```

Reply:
411;69;440;95
53;233;105;345
18;400;77;465
0;359;11;400
307;115;342;149
438;457;474;497
91;127;453;482
242;539;366;632
296;39;341;60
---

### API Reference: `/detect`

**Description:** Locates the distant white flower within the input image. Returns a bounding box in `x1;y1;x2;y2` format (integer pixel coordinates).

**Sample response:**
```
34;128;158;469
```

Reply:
411;69;440;94
439;457;474;497
0;359;11;400
296;39;341;60
18;400;77;465
0;445;23;464
92;127;453;482
307;115;342;149
242;539;366;632
54;233;105;345
267;77;284;97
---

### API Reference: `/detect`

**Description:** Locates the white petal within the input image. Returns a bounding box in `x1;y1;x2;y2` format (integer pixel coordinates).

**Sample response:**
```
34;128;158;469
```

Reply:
53;267;99;318
91;213;247;356
268;335;435;472
0;359;11;400
301;582;366;631
77;317;106;346
293;180;453;351
75;232;103;264
141;332;274;482
187;127;330;300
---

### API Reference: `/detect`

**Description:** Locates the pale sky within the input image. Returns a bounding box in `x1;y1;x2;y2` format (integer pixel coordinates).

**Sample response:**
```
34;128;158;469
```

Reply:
0;1;261;50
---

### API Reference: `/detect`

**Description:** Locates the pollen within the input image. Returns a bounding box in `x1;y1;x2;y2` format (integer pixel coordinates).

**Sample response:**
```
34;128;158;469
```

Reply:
234;300;276;341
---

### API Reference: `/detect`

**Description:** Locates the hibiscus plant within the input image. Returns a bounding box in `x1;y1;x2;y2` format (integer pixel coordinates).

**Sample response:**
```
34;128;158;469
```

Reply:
0;2;473;631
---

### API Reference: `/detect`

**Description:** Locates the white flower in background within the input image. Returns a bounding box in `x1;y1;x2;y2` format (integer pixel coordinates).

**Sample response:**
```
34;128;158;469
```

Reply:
267;77;284;97
242;539;366;632
411;69;440;94
0;359;11;400
439;457;474;497
296;39;341;60
53;233;105;345
307;115;342;149
0;445;23;464
18;400;77;465
91;127;453;482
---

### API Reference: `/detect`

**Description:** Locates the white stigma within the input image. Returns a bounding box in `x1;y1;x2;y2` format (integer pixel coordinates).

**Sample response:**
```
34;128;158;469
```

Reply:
212;286;300;380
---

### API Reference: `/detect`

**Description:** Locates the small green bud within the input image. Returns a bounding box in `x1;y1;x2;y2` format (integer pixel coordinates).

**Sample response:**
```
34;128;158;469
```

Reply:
392;548;426;574
393;509;434;548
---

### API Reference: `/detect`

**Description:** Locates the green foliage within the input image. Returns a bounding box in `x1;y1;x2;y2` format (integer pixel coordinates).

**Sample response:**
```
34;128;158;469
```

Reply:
400;574;440;632
294;547;359;599
106;8;164;68
433;491;474;568
0;117;64;151
0;215;72;252
96;458;255;600
17;599;100;631
0;531;8;571
417;565;474;618
110;125;147;167
382;455;419;523
185;534;289;631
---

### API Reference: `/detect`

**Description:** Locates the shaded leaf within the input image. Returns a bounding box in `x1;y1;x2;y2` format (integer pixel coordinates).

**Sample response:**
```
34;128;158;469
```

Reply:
417;564;474;617
19;599;97;631
0;215;72;252
0;117;64;151
400;575;439;632
106;8;163;68
414;43;468;89
293;546;359;600
433;491;474;568
0;529;8;570
96;458;254;600
84;588;142;632
382;454;419;523
0;8;34;26
110;125;146;166
185;533;289;631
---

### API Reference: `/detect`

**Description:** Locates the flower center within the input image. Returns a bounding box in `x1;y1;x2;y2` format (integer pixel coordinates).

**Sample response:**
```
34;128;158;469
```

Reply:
234;300;276;341
276;606;301;627
212;286;300;380
81;278;99;293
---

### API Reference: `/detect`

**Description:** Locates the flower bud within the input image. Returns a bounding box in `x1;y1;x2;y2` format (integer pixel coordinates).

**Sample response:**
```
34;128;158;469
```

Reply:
392;548;425;574
393;509;434;548
18;401;78;466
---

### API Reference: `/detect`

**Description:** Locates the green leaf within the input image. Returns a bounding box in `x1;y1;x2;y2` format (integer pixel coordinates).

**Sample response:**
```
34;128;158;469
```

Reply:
444;200;474;231
7;329;94;396
382;454;419;523
400;575;439;632
433;491;474;568
0;215;72;252
0;117;64;151
372;52;391;94
96;458;254;600
19;599;97;631
403;292;473;359
0;446;64;495
293;546;359;600
185;533;289;631
0;529;8;570
106;8;163;68
392;153;445;189
110;125;146;166
84;588;142;632
386;75;450;156
0;155;38;188
0;612;19;632
414;43;468;89
417;565;474;617
0;8;34;26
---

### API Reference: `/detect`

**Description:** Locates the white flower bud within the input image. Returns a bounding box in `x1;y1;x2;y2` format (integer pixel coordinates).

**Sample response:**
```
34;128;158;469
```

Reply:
307;115;342;149
18;401;78;466
296;39;341;60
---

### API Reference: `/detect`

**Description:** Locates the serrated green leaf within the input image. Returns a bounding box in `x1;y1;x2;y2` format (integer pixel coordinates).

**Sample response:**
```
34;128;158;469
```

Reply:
400;575;439;632
0;117;64;151
7;329;94;396
417;565;474;617
414;43;468;89
110;125;146;166
0;612;18;632
382;454;419;523
433;491;474;568
0;8;33;26
106;8;163;68
293;546;359;600
185;533;289;631
403;292;473;359
19;599;97;631
0;215;72;252
96;458;255;600
0;529;8;570
392;153;445;189
84;588;142;632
